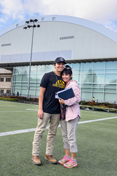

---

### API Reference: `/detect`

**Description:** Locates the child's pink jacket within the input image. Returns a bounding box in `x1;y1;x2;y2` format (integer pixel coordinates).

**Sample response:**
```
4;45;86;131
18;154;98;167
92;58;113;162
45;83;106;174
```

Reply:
64;80;81;121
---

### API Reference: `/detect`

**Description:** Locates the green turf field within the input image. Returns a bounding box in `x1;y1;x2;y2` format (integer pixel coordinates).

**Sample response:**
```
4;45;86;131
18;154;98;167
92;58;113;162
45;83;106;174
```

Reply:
0;100;117;176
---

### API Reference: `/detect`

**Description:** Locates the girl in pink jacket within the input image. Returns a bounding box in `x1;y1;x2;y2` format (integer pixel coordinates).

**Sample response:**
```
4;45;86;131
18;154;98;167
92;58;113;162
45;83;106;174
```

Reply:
58;65;81;169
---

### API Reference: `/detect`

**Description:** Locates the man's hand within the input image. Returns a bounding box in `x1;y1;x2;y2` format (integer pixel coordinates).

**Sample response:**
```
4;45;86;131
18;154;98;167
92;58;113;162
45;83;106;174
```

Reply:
38;109;44;119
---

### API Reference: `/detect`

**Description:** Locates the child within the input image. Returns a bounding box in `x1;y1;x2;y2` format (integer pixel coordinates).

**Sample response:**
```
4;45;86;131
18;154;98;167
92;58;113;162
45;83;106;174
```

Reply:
58;65;81;168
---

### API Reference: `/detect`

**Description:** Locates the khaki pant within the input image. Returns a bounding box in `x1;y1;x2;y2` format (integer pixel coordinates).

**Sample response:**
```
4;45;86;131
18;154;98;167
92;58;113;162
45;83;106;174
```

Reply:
32;112;60;156
61;118;79;153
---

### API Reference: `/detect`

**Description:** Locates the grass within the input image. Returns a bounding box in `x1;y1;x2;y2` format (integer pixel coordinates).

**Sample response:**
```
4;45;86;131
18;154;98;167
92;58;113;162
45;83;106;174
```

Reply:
0;100;117;176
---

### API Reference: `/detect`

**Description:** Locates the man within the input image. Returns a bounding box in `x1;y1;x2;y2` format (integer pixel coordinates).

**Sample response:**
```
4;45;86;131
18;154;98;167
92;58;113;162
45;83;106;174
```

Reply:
32;57;66;165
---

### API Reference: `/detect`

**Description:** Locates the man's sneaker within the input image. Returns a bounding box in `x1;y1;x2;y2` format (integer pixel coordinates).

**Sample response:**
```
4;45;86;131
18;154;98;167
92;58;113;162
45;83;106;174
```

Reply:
32;156;41;166
63;158;78;168
45;154;57;164
58;156;71;165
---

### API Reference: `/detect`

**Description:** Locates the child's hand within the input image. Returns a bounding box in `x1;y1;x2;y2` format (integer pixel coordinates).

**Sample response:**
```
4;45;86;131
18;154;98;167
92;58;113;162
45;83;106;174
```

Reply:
59;98;65;104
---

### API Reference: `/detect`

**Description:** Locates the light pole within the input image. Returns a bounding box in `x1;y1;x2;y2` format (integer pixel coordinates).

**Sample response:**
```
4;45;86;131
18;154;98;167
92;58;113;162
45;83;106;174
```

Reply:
23;19;40;98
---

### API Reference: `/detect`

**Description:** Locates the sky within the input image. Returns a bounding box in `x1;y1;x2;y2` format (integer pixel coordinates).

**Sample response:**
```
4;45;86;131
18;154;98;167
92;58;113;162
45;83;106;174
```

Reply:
0;0;117;33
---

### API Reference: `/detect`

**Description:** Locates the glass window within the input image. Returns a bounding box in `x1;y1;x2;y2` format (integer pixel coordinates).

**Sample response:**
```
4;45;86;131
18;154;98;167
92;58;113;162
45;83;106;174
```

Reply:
82;84;92;88
0;89;4;93
82;63;93;70
21;82;28;88
22;75;28;81
105;74;117;84
93;62;104;69
104;89;116;93
31;66;37;74
104;84;116;89
93;88;103;92
72;75;78;82
36;75;43;83
105;69;117;73
6;78;11;82
93;93;104;101
92;84;104;88
81;92;92;100
22;66;29;74
0;78;4;82
21;89;27;95
81;88;92;92
82;74;93;83
29;90;35;96
14;67;22;75
45;65;54;72
30;74;36;82
105;61;117;69
15;75;22;81
37;65;45;74
6;90;11;94
93;70;104;74
105;93;116;102
72;63;81;70
93;74;104;84
36;90;40;96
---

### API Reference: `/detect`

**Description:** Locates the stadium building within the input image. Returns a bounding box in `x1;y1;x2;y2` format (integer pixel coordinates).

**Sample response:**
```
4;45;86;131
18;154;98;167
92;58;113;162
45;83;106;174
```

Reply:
0;15;117;103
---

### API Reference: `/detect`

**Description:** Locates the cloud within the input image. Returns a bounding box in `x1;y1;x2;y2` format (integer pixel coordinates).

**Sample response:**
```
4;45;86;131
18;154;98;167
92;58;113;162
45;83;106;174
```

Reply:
0;0;117;32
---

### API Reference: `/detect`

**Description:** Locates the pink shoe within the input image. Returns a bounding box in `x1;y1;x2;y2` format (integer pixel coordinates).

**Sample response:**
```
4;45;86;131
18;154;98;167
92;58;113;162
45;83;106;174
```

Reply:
63;158;78;168
58;156;71;165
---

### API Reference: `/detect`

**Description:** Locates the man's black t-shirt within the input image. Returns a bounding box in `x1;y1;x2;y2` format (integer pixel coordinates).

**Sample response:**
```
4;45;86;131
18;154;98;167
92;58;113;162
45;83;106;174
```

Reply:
40;71;65;114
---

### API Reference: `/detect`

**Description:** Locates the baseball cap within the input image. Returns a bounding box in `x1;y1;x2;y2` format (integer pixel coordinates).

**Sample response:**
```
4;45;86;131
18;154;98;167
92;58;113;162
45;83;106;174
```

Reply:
54;57;66;64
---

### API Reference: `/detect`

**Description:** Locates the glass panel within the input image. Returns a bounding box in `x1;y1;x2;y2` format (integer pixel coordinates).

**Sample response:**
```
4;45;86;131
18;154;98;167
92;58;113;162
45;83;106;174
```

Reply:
93;93;103;101
31;66;37;74
105;74;117;84
22;75;28;81
105;89;116;93
14;67;22;75
93;70;104;74
14;88;21;94
93;62;104;69
72;75;78;81
36;90;40;96
82;84;92;88
105;61;117;69
29;89;35;96
93;88;103;92
21;82;28;88
104;84;116;89
22;66;29;74
81;92;92;100
105;69;117;73
82;63;93;70
15;75;22;81
37;65;45;74
93;74;104;84
92;84;104;88
30;83;36;88
30;74;36;82
21;89;27;95
45;65;54;72
81;88;92;92
82;74;93;83
36;75;43;83
82;70;93;74
105;93;116;102
72;63;81;70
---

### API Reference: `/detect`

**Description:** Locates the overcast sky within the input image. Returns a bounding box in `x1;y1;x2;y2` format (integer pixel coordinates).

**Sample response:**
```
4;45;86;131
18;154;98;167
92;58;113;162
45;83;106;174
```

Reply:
0;0;117;33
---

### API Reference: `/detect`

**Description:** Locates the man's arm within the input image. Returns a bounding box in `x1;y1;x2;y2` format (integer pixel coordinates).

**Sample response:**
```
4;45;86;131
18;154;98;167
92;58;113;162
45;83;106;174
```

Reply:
38;86;46;119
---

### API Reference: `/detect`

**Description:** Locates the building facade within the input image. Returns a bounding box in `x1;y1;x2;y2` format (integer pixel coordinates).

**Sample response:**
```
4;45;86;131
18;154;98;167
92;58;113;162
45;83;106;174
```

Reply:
0;68;12;95
0;15;117;102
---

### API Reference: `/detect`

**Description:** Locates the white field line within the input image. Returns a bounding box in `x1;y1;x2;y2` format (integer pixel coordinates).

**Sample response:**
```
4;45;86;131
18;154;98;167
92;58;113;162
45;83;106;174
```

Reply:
0;116;117;137
0;111;27;112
